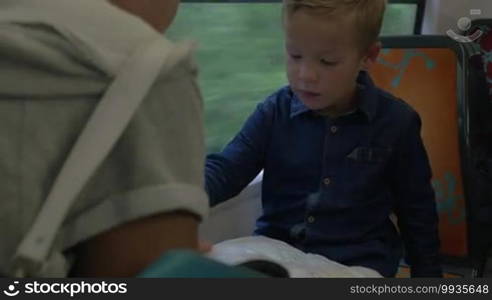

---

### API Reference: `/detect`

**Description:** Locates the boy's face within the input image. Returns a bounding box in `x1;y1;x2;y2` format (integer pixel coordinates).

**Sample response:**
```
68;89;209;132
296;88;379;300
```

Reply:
285;9;379;113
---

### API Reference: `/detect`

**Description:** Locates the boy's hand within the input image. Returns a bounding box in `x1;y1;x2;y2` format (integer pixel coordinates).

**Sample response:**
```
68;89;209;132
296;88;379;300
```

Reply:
198;241;213;253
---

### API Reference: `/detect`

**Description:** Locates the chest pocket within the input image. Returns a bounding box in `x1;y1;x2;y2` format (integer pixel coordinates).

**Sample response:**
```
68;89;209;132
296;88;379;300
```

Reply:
347;146;392;164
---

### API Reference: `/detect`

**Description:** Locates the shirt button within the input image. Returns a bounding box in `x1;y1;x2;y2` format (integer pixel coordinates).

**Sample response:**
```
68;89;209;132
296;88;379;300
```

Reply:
307;216;315;223
330;126;338;134
323;177;331;185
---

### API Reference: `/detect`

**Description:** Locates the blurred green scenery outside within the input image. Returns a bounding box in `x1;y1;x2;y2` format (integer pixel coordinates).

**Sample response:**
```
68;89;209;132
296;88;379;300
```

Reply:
167;3;417;153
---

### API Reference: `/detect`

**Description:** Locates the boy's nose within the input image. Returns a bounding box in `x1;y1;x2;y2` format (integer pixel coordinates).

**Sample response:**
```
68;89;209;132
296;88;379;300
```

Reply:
298;63;318;83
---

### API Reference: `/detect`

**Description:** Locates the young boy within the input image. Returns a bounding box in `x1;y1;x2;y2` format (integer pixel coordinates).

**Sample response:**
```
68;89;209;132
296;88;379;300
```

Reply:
0;0;208;276
206;0;442;277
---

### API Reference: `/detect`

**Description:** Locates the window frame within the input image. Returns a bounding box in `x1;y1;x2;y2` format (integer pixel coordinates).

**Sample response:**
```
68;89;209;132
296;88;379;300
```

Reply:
389;0;426;34
180;0;426;34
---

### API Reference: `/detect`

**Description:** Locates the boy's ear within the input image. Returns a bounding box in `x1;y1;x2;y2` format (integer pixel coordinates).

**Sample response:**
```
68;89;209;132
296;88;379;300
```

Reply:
361;42;382;70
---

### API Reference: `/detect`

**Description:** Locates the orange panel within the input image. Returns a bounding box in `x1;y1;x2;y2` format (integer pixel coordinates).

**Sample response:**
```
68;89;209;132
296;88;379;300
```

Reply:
370;48;468;257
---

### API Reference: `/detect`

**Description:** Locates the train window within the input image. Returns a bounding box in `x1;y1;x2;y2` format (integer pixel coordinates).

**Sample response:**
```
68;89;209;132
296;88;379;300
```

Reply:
168;0;424;153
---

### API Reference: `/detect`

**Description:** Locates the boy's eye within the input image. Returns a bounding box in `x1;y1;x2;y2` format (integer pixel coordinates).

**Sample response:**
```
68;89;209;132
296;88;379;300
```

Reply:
289;54;301;60
320;59;338;66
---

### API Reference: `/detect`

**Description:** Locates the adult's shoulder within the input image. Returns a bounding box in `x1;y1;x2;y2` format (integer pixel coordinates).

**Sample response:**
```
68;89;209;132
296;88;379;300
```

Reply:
0;0;169;76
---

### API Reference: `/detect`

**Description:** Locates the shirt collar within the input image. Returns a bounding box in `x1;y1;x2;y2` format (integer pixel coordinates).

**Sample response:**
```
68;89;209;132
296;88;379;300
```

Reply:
289;92;311;118
357;71;379;122
289;71;379;122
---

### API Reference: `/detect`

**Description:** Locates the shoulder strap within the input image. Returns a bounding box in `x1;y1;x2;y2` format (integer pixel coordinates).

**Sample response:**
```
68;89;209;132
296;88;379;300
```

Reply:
10;38;189;277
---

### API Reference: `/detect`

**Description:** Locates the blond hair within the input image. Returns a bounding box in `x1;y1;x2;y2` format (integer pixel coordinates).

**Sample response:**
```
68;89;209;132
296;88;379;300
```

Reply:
283;0;387;51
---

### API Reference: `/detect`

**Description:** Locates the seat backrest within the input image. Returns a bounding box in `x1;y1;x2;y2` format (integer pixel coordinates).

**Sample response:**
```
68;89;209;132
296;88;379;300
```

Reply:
470;19;492;102
370;36;470;258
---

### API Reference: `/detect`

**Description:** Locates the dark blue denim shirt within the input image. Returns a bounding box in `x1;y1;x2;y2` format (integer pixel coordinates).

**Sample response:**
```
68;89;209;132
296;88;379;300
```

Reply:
205;71;442;277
